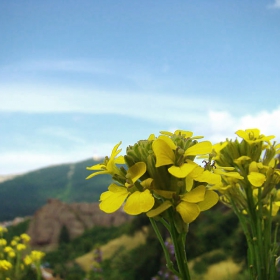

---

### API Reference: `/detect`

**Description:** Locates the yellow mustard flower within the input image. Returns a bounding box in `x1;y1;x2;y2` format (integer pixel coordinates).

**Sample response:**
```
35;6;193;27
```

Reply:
86;142;125;179
99;162;154;215
0;260;12;271
176;186;219;223
30;250;45;261
235;128;274;144
148;185;219;223
0;238;7;246
153;137;212;178
0;226;7;234
24;255;32;266
20;233;31;243
10;240;17;247
4;246;13;253
4;246;15;258
16;243;26;251
247;161;266;187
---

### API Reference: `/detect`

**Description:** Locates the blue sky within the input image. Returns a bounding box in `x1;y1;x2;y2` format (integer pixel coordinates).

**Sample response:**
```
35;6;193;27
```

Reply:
1;0;280;175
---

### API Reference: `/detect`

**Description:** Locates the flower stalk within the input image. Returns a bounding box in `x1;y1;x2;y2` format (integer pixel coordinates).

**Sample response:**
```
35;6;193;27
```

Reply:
212;128;280;280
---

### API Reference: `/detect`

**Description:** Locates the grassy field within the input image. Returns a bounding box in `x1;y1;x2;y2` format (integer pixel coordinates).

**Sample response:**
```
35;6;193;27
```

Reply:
75;227;148;272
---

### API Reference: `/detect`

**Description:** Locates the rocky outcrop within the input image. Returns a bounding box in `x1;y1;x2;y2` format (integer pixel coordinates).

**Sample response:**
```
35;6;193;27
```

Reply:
27;199;131;250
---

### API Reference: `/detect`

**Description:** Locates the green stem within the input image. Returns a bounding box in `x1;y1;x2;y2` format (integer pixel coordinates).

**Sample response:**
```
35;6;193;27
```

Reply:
149;218;180;277
168;209;191;280
230;198;256;279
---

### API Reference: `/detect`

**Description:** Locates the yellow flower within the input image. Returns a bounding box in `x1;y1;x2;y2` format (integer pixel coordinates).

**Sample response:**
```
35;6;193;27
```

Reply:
24;255;32;266
16;243;26;251
99;162;154;215
0;238;7;246
148;186;219;224
0;226;7;234
0;260;12;271
4;246;15;258
86;142;125;179
10;240;17;247
4;246;13;253
20;233;31;243
24;251;45;265
176;186;219;223
247;161;266;187
235;128;274;144
153;137;212;178
30;250;45;261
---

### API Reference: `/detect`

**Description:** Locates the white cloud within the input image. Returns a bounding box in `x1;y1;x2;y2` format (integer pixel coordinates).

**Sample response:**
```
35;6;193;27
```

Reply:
1;107;280;175
267;0;280;8
0;83;218;125
38;126;87;145
1;59;115;75
2;82;280;176
0;142;112;175
205;108;280;143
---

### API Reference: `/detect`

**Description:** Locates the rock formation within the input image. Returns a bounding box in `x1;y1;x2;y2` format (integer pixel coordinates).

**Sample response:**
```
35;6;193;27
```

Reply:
27;199;131;250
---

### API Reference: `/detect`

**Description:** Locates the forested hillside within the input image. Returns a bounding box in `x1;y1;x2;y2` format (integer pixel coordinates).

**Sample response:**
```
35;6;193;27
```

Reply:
0;158;109;221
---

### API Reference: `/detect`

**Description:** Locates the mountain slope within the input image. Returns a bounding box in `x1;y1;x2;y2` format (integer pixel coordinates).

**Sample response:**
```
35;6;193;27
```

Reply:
0;158;111;221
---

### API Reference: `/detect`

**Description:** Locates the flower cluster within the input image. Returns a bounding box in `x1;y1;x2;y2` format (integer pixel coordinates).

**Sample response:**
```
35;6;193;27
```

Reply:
212;128;280;215
87;128;280;280
87;130;220;228
0;226;45;280
211;128;280;279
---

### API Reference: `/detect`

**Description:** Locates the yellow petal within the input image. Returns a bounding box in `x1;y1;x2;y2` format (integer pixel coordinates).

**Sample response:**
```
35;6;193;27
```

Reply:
141;178;153;189
124;190;155;215
249;161;259;173
158;135;177;150
181;185;205;203
153;139;175;167
195;170;221;184
212;142;228;154
127;162;146;183
168;163;197;178
185;176;193;192
148;134;156;141
114;155;125;164
86;163;106;170
174;130;193;138
159;131;173;137
214;169;244;180
189;165;204;179
198;190;219;211
86;170;108;180
153;189;175;199
147;200;172;217
111;141;123;158
176;202;200;223
234;156;251;163
236;129;257;140
99;184;129;213
248;172;266;187
184;141;212;156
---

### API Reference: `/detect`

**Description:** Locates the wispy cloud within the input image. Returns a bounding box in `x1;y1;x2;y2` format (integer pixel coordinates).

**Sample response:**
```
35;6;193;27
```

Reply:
2;106;280;175
37;126;87;145
1;59;116;75
0;83;222;124
267;0;280;9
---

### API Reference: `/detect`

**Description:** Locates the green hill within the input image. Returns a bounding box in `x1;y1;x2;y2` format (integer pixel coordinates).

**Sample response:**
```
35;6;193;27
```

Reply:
0;158;110;221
